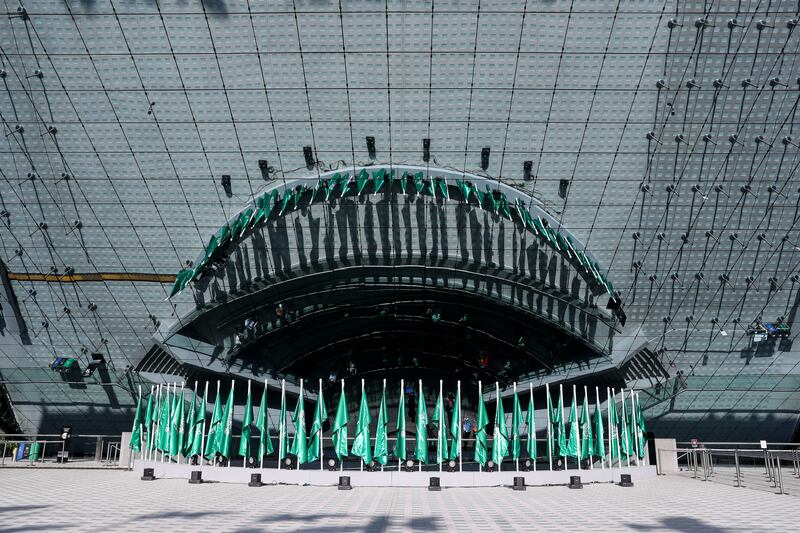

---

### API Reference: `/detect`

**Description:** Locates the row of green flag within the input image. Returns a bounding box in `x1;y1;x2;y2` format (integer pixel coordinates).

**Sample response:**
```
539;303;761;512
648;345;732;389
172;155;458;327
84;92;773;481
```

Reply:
130;379;646;467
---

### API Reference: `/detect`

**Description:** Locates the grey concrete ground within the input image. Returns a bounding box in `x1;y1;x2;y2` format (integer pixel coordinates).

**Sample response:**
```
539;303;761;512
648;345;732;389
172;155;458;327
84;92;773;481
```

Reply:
0;469;794;532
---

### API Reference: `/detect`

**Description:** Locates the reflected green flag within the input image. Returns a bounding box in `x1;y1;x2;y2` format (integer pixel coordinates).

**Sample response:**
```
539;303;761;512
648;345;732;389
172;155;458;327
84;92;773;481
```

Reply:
204;385;222;459
183;386;197;457
143;387;154;452
290;388;308;463
374;384;389;466
239;382;254;459
307;383;327;463
331;385;348;460
474;388;489;466
130;389;143;451
217;384;234;459
526;390;536;459
415;385;428;464
448;387;461;461
565;393;579;457
511;389;524;461
393;385;406;461
431;388;449;464
635;395;647;459
255;384;274;460
492;392;509;464
189;384;206;457
169;387;185;457
593;391;605;459
580;392;593;460
556;388;567;457
278;385;289;460
351;387;372;464
608;390;620;460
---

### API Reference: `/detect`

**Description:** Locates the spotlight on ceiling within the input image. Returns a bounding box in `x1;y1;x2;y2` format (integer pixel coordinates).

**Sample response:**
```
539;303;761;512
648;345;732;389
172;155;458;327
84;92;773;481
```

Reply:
303;146;315;169
366;136;376;160
423;138;431;162
220;174;232;196
480;147;490;171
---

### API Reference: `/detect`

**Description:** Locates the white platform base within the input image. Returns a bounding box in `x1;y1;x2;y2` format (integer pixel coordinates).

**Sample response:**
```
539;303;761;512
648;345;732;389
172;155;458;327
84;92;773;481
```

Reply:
134;459;657;488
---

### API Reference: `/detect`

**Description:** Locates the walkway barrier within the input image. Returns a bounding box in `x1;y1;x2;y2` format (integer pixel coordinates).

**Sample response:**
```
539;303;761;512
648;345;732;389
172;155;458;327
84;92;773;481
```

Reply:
0;434;122;467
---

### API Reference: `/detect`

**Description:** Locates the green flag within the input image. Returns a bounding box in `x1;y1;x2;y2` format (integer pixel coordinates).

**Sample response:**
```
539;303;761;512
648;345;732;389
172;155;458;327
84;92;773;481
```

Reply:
307;383;327;463
475;387;489;466
393;385;406;460
635;394;647;459
415;384;428;464
492;391;509;464
431;387;449;464
448;387;461;461
525;390;536;459
255;384;274;460
189;384;206;457
157;385;171;452
609;390;620;460
351;386;372;464
143;387;154;452
556;388;567;457
169;387;185;457
546;386;557;460
580;391;593;460
511;389;524;461
290;387;308;463
565;392;579;457
374;383;389;465
278;384;289;460
620;391;632;459
130;388;143;451
239;382;254;459
331;385;348;460
594;392;605;459
217;384;235;459
205;384;223;459
183;386;197;456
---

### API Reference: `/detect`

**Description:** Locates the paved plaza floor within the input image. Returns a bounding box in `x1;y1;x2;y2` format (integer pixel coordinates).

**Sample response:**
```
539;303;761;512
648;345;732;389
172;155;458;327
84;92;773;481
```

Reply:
0;468;794;532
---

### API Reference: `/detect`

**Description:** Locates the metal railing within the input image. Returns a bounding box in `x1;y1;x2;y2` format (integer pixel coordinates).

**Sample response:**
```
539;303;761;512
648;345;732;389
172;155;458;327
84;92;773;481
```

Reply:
0;434;123;467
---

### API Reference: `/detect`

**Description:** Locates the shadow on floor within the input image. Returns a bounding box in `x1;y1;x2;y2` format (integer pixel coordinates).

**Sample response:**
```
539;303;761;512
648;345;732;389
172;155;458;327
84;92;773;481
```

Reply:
624;516;735;532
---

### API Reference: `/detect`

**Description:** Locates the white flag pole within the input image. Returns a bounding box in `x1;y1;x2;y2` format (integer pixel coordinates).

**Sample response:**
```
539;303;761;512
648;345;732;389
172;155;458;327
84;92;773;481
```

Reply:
530;382;536;472
298;379;303;471
546;382;552;471
320;378;324;472
261;379;267;470
399;378;404;472
478;380;482;473
573;384;580;470
496;382;501;473
439;379;443;473
607;386;613;469
458;380;462;472
199;381;208;471
279;379;285;471
162;383;170;463
146;385;154;461
613;387;621;467
514;382;518;472
596;385;604;469
340;379;344;472
585;385;592;470
243;380;251;469
228;380;235;468
178;381;184;464
620;388;630;468
630;389;639;466
211;380;220;466
559;383;565;470
418;379;423;472
382;378;386;472
360;378;364;473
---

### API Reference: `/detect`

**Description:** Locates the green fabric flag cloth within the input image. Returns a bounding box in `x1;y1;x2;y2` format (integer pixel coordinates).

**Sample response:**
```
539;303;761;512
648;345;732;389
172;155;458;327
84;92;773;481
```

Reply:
374;384;389;465
580;392;593;460
239;383;254;459
492;392;509;464
331;386;349;460
130;390;143;451
189;385;206;457
307;384;327;463
565;393;579;458
157;386;171;452
526;392;536;459
217;385;235;459
255;385;274;460
474;389;489;466
143;388;154;452
290;389;308;463
608;391;620;460
183;387;197;457
594;394;605;459
150;389;161;453
431;388;449;464
278;386;289;460
205;386;223;459
511;390;524;461
546;388;556;460
351;387;372;464
620;392;632;459
628;393;639;458
393;386;406;461
169;388;185;457
556;389;567;457
448;388;461;461
415;385;428;464
635;395;647;459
